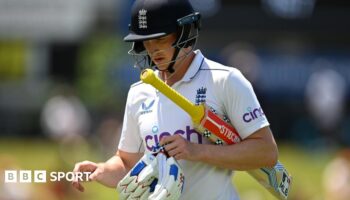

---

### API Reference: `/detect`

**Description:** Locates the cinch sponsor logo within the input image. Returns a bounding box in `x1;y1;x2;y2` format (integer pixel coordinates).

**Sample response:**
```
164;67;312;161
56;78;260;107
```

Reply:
243;107;265;123
140;99;155;115
145;126;203;151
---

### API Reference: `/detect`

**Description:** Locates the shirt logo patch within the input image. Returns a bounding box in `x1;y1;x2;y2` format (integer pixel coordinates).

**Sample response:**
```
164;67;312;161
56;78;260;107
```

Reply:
138;9;148;29
195;87;207;105
243;107;265;123
140;99;155;115
144;126;203;152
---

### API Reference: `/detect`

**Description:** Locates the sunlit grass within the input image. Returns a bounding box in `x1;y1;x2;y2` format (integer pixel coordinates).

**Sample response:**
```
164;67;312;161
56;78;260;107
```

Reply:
0;139;335;200
233;144;335;200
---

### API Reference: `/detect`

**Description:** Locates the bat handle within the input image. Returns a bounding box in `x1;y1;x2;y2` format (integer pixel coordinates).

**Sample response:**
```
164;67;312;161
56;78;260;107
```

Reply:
140;69;205;124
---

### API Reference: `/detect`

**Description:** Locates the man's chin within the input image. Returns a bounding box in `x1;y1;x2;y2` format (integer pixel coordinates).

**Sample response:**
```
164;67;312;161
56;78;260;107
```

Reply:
155;63;170;71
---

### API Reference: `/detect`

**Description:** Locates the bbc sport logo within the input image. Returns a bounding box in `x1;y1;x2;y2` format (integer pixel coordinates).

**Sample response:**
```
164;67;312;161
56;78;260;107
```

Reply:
4;170;91;183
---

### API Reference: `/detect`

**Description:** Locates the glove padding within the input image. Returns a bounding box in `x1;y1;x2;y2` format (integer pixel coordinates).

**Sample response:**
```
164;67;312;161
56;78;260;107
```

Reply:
149;153;185;200
117;153;159;200
117;153;185;200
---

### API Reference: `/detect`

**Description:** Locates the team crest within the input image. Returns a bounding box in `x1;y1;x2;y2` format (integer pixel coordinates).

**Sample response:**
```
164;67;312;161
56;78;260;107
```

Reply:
195;87;207;105
138;9;148;29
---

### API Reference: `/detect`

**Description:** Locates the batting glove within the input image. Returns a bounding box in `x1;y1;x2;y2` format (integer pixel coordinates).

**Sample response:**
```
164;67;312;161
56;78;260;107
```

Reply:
117;153;159;200
148;153;185;200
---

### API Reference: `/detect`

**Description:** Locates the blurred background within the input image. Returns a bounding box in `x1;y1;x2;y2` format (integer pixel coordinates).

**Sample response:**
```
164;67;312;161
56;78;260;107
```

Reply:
1;0;350;199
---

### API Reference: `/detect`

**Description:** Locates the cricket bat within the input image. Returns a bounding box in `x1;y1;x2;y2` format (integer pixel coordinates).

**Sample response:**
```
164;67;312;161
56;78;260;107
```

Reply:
140;69;292;200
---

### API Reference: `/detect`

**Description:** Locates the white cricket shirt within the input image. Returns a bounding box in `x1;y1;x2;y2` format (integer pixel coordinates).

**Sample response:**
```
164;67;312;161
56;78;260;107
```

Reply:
118;50;270;200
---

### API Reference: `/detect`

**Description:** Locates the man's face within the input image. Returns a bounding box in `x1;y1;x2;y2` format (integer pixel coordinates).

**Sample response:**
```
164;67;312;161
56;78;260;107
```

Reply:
143;33;177;70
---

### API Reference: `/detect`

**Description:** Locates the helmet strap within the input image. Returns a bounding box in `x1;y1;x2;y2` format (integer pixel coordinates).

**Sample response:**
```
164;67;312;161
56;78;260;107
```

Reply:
166;46;181;73
155;45;181;73
164;24;191;73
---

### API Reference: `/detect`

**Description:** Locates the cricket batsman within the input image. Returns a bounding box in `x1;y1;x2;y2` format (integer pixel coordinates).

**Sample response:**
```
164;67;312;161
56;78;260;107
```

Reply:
72;0;280;199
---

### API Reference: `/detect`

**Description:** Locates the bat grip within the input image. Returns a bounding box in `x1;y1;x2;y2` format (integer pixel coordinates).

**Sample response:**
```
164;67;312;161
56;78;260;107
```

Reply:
140;69;205;124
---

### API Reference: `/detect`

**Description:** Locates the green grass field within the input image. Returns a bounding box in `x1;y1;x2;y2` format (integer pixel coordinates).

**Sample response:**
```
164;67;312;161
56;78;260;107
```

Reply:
0;139;335;200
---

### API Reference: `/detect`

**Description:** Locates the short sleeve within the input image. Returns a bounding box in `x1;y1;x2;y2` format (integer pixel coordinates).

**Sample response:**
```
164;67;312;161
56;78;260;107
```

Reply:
222;69;269;139
118;88;145;153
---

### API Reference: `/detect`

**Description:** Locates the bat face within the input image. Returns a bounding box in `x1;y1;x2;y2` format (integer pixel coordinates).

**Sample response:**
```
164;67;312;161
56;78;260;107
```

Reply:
197;106;242;145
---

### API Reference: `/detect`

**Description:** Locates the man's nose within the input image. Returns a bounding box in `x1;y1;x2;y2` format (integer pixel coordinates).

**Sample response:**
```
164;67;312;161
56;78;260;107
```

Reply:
148;47;160;55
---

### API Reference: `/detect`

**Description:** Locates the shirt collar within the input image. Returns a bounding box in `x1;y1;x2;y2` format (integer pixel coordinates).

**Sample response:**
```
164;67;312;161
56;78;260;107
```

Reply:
181;50;204;82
